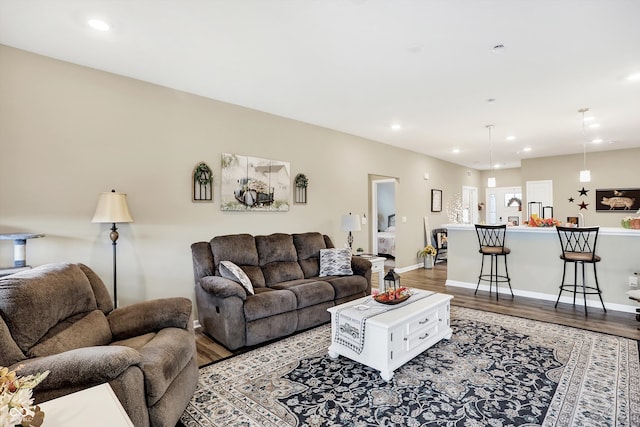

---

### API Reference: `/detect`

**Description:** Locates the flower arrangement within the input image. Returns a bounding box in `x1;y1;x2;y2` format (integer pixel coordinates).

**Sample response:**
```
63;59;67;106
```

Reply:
526;213;561;227
416;245;437;258
0;366;49;427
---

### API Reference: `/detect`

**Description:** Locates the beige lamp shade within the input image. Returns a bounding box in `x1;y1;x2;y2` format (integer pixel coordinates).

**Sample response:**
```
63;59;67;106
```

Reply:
341;213;361;232
92;191;134;224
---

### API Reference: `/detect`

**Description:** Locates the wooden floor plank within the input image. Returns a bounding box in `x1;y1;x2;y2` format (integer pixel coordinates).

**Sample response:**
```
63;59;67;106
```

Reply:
195;262;640;366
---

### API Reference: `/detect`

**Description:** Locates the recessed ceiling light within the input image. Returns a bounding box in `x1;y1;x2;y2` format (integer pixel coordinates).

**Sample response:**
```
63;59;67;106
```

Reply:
494;164;501;169
522;147;532;152
492;44;506;54
88;19;110;31
452;148;460;153
626;73;640;81
390;123;402;131
505;135;516;141
592;138;603;144
588;123;600;128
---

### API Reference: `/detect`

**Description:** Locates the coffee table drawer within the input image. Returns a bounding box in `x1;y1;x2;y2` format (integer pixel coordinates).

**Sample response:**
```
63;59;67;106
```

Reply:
404;322;440;352
405;306;440;335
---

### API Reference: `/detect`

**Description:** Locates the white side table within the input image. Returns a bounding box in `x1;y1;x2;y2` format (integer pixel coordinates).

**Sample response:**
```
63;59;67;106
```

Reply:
39;383;134;427
357;255;386;290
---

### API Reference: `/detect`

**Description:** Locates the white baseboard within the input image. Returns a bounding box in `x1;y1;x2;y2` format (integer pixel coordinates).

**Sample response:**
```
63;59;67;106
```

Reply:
445;279;638;314
193;320;201;329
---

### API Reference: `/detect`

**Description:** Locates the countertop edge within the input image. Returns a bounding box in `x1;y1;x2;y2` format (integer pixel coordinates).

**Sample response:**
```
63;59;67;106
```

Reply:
443;224;640;236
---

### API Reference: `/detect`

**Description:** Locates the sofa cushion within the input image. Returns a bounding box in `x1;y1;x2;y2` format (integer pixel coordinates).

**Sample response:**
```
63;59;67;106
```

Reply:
210;234;260;268
256;233;298;264
219;261;255;295
262;261;304;287
77;263;114;314
324;275;369;299
28;310;113;358
0;263;98;353
319;248;353;277
293;232;327;278
243;289;297;322
210;234;266;287
270;280;335;309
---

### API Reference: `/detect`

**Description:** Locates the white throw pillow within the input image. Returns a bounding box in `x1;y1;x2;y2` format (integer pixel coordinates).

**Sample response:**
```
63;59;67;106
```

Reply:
219;261;255;295
319;248;353;277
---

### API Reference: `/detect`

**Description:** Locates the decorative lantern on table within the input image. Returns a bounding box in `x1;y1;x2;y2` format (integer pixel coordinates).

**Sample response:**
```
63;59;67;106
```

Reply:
383;269;400;296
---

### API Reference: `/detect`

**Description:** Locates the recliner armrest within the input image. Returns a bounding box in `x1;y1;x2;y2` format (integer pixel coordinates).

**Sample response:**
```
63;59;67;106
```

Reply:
198;276;247;299
11;345;141;391
351;256;372;276
107;297;193;341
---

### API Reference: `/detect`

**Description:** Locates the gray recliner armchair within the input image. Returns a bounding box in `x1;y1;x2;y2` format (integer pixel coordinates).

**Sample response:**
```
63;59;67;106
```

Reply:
0;262;198;427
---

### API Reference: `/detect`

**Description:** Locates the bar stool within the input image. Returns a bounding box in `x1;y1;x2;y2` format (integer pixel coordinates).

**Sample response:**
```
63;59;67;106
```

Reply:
555;226;606;315
474;224;513;299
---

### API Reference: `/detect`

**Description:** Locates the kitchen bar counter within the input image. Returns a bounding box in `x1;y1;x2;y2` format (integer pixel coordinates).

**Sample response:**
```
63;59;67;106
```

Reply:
445;224;640;312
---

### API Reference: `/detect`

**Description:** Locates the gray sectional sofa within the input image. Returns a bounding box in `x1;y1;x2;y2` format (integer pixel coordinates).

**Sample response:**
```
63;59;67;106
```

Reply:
191;232;372;350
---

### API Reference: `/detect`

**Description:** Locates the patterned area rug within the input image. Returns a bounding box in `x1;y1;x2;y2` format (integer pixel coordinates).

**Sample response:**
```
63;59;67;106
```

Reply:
181;307;640;427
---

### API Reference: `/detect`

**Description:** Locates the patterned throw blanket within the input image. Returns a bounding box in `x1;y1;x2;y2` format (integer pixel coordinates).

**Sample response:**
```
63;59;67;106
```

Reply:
333;290;434;354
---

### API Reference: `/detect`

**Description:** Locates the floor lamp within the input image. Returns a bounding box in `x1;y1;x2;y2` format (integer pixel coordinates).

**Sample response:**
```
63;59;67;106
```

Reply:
92;189;134;308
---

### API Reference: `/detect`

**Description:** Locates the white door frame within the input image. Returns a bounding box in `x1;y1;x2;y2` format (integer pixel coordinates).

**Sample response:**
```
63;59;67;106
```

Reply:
371;178;396;255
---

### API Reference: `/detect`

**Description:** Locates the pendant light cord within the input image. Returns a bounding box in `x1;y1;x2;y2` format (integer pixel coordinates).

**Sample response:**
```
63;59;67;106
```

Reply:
487;124;493;171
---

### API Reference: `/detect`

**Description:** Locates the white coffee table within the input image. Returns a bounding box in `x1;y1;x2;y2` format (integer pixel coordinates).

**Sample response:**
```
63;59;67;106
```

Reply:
39;383;134;426
327;291;453;381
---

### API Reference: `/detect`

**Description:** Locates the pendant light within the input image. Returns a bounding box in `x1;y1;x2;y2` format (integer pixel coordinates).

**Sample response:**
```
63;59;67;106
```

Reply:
486;124;496;188
578;108;591;183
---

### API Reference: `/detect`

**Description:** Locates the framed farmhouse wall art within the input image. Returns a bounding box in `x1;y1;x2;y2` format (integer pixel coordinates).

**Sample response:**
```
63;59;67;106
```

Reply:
595;188;640;212
431;189;442;212
220;153;291;211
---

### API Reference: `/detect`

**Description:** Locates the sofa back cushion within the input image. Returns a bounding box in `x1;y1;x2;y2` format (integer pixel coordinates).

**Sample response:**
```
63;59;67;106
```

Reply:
0;263;99;353
256;234;304;286
0;316;25;366
28;309;112;358
210;234;266;287
78;263;114;314
293;232;327;278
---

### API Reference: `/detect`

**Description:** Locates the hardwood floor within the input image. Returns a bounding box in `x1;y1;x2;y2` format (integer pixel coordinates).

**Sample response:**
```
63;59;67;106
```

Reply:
195;263;640;367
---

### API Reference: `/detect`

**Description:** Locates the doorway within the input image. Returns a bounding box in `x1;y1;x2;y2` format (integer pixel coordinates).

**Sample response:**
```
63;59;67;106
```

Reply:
485;186;523;225
371;178;396;267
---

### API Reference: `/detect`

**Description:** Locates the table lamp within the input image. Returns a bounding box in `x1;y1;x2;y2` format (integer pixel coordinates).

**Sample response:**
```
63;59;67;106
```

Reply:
341;213;361;249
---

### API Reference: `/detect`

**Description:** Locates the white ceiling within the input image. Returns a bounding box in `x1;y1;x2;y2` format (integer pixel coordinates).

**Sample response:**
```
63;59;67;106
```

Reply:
1;0;639;170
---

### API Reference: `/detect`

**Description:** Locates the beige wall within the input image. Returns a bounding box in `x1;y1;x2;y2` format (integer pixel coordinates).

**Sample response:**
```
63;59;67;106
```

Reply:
0;45;478;306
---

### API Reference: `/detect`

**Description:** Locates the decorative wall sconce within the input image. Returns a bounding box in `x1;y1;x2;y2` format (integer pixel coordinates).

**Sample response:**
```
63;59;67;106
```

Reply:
193;162;213;202
294;173;308;204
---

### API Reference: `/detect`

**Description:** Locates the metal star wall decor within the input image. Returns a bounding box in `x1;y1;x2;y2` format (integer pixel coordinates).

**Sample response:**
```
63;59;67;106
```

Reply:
579;201;589;210
568;197;575;203
578;187;589;196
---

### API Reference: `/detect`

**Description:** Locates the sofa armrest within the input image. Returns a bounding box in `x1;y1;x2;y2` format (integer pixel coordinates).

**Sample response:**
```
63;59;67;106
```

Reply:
107;297;193;341
11;346;141;391
351;256;372;276
198;276;247;300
